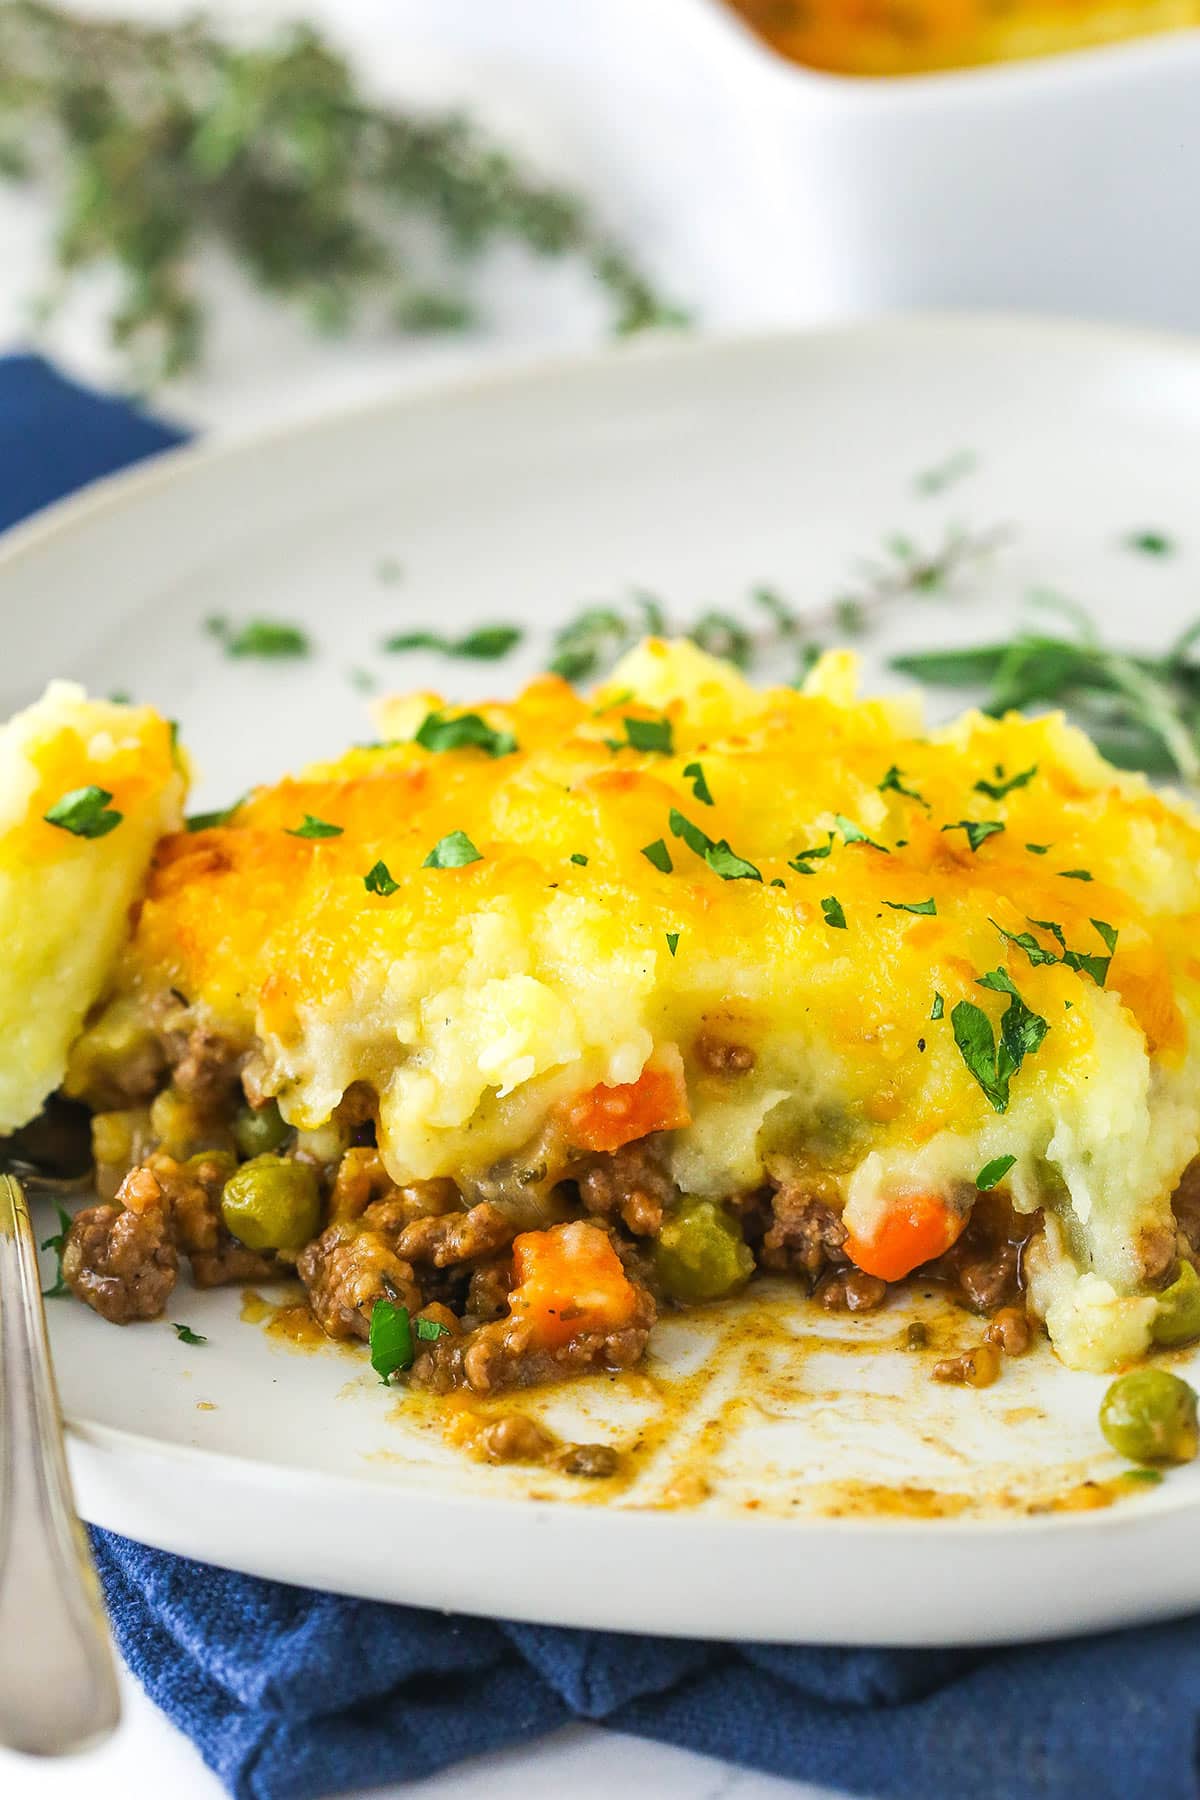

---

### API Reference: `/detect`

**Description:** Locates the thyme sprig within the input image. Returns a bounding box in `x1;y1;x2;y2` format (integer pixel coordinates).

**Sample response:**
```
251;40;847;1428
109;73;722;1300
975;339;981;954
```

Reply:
0;2;682;385
548;524;1009;687
893;597;1200;785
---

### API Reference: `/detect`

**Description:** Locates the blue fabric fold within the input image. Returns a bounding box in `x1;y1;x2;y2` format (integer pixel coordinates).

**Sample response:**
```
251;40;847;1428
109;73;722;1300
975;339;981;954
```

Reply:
8;349;1198;1800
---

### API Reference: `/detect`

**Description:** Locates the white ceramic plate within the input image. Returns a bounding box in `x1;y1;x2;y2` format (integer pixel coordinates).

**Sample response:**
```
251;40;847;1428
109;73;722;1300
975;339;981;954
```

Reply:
9;317;1200;1646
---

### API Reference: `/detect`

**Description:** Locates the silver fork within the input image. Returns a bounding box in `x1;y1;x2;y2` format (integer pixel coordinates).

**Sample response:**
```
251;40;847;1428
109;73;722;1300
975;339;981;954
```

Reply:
0;1172;121;1754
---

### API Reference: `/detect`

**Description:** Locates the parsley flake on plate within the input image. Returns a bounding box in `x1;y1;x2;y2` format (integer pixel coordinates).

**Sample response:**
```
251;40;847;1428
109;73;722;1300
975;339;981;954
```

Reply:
570;852;589;867
423;830;482;869
1059;868;1094;881
787;831;835;873
209;616;311;658
1125;530;1174;557
666;931;680;956
820;896;847;930
415;710;517;758
364;860;399;896
878;765;929;808
975;1154;1016;1192
884;897;937;916
40;1203;73;1298
44;785;123;839
172;1322;208;1345
941;819;1005;853
668;809;761;882
611;715;674;755
186;795;246;832
930;993;945;1021
286;814;343;840
383;625;522;660
835;815;888;852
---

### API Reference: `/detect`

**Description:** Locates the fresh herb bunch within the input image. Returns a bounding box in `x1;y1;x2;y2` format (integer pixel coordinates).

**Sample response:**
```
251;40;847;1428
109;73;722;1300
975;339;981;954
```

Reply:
0;1;682;384
547;524;1009;687
893;596;1200;785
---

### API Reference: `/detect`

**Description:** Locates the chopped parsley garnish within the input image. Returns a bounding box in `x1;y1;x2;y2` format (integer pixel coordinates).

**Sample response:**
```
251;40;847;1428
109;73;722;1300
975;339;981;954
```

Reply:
209;616;311;659
415;1316;451;1342
975;1155;1016;1192
369;1300;414;1381
666;931;680;957
172;1322;208;1345
364;860;399;896
835;815;888;852
1059;868;1093;881
641;838;673;873
570;852;589;867
993;916;1118;988
973;764;1037;802
952;969;1048;1114
610;715;674;755
930;993;945;1021
682;761;714;805
1126;530;1174;557
884;897;937;916
941;819;1005;853
787;831;834;873
414;710;517;758
383;624;522;660
820;896;847;930
423;830;482;869
1026;843;1052;855
44;788;122;842
286;814;343;839
667;808;761;882
186;795;245;832
44;786;123;839
878;765;928;807
40;1204;73;1299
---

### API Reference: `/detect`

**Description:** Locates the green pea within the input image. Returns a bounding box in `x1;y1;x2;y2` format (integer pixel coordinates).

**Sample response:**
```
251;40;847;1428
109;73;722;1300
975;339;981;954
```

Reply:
221;1155;320;1253
655;1197;754;1303
1152;1261;1200;1348
1099;1368;1199;1466
233;1099;289;1158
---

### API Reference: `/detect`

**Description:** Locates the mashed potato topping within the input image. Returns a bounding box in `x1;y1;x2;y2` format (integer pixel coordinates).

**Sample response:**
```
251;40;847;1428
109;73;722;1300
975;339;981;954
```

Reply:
0;681;183;1134
65;642;1200;1369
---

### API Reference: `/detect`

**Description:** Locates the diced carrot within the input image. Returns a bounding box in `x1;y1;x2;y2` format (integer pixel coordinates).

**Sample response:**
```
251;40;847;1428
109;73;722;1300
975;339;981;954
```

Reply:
508;1220;639;1350
565;1064;690;1154
844;1191;966;1283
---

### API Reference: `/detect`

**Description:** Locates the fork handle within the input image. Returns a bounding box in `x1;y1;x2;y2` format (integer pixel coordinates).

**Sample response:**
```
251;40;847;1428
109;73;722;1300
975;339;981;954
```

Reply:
0;1174;120;1755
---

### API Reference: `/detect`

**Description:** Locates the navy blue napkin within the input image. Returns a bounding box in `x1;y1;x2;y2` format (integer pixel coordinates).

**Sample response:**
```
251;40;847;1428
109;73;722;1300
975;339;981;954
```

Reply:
9;350;1200;1800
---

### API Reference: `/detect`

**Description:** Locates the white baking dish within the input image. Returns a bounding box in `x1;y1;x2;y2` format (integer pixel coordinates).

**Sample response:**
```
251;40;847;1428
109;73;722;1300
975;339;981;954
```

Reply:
377;0;1200;332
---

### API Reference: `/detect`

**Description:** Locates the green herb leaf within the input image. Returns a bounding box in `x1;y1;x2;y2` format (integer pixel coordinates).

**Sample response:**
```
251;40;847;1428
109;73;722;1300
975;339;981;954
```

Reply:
992;920;1061;968
44;785;123;838
930;993;945;1021
952;971;1048;1113
641;839;673;873
172;1322;207;1345
821;896;847;930
364;860;399;896
186;796;245;832
1026;843;1052;855
1059;869;1093;882
612;715;674;755
878;765;928;807
570;852;589;867
682;761;714;805
705;840;762;882
884;897;937;916
383;625;522;660
39;1203;73;1299
414;710;517;758
369;1299;414;1381
211;617;310;659
424;830;482;869
941;819;1005;852
787;831;835;873
415;1316;451;1342
975;1154;1016;1192
668;807;712;860
974;764;1037;801
1126;530;1174;557
286;814;343;840
666;931;680;957
835;815;888;853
